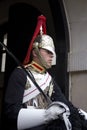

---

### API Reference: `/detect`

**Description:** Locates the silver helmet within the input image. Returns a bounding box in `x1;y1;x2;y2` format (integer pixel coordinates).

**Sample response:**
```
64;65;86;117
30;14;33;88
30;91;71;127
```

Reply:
33;34;56;68
33;34;55;54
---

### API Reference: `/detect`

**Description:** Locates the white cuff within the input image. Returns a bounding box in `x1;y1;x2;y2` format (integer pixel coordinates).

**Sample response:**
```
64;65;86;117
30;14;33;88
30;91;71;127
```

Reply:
17;108;46;130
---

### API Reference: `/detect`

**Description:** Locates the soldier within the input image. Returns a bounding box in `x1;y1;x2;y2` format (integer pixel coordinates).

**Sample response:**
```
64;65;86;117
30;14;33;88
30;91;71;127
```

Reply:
3;15;87;130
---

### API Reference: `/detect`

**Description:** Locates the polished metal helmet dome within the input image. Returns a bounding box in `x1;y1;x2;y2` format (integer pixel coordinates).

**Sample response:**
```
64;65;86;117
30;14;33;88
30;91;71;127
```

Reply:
33;34;55;55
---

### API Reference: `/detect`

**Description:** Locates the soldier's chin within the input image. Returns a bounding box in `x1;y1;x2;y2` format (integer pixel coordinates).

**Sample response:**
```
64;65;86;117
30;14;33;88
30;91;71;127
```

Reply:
46;64;52;69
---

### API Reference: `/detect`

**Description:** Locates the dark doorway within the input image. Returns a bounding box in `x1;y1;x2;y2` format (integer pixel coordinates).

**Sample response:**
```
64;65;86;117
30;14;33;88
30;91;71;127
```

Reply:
4;3;41;90
49;0;69;99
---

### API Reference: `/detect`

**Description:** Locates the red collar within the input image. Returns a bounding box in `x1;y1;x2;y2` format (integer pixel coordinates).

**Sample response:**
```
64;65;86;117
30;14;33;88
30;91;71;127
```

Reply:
30;61;46;73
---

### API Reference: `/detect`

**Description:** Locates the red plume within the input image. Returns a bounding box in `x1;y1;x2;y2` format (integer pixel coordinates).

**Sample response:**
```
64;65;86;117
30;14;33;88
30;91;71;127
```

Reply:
23;15;46;65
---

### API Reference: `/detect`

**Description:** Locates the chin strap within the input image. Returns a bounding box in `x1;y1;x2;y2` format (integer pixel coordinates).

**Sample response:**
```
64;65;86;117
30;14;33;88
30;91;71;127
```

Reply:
17;108;46;130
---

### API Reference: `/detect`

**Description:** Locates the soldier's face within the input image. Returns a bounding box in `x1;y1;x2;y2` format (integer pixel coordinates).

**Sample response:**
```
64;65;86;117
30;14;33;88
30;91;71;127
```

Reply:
39;48;54;68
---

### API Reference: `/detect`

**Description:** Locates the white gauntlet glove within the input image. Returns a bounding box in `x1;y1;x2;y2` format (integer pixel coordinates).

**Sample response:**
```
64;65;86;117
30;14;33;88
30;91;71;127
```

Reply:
45;102;66;122
45;102;72;130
